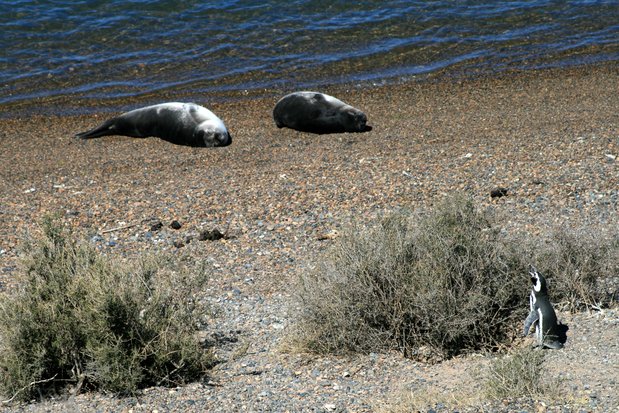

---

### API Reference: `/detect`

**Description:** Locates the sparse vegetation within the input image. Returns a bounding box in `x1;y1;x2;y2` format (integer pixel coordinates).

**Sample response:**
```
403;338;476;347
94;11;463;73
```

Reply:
484;347;558;400
380;385;482;413
294;195;619;360
380;348;562;412
0;218;214;402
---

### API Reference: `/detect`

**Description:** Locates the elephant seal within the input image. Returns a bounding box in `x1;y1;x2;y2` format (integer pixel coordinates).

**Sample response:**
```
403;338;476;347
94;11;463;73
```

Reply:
75;102;232;147
273;91;372;134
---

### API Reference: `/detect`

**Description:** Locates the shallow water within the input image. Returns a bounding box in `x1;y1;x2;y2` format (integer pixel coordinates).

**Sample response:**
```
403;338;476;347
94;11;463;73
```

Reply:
1;0;618;116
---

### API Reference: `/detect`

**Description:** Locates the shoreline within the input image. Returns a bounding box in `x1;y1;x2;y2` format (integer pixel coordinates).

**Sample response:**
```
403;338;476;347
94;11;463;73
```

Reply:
1;61;618;119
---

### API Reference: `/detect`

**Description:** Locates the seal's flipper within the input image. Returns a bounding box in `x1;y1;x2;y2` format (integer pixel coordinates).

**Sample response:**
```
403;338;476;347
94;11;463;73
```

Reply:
523;310;539;336
75;119;117;139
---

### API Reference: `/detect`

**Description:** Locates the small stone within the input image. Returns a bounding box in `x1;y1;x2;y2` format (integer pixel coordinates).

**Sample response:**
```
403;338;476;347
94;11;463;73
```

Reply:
90;234;104;243
199;229;224;241
173;240;184;248
170;220;182;230
490;187;509;198
150;221;163;231
317;230;339;240
323;403;337;411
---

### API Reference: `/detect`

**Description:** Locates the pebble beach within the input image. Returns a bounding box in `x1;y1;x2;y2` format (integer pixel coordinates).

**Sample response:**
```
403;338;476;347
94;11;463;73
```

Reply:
1;65;618;411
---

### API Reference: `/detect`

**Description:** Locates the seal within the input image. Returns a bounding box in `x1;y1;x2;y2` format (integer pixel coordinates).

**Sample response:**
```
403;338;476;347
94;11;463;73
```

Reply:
75;102;232;147
273;91;372;134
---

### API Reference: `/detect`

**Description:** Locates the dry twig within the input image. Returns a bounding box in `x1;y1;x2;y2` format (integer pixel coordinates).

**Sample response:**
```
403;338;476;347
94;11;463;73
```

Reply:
101;223;139;234
1;374;58;404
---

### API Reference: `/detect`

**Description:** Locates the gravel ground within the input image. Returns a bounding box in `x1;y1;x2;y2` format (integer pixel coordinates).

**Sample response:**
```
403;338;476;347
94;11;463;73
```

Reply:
1;65;618;412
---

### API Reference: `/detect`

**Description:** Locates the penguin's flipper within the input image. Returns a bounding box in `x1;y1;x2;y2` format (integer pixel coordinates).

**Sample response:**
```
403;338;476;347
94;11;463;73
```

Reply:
75;119;117;139
523;310;539;336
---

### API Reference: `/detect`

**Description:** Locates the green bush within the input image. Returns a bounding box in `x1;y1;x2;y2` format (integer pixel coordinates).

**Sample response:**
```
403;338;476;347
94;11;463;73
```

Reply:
0;218;214;402
295;196;527;360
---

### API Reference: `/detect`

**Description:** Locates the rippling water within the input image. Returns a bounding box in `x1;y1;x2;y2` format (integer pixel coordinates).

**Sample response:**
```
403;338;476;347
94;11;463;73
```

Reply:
1;0;618;116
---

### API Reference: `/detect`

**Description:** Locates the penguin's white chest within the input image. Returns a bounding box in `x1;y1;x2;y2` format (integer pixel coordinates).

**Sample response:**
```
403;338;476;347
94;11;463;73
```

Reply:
535;308;544;340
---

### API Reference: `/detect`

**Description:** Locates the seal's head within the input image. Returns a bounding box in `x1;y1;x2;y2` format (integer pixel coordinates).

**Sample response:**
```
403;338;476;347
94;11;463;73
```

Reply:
344;108;373;132
195;125;232;147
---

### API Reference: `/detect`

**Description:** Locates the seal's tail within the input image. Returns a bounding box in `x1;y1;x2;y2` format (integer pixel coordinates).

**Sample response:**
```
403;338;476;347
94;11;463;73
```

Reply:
75;119;116;139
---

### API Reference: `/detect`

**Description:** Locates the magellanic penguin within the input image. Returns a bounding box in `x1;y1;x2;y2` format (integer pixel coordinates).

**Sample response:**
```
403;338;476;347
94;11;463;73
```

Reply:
523;265;563;349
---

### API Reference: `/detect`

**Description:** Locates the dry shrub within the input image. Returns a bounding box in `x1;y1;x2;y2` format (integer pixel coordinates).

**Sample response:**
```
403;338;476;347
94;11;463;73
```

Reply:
531;229;619;310
295;196;527;360
294;195;619;360
0;218;214;402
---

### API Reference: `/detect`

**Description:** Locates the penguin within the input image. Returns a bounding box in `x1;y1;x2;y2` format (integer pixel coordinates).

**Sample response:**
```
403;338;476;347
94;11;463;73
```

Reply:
523;265;564;349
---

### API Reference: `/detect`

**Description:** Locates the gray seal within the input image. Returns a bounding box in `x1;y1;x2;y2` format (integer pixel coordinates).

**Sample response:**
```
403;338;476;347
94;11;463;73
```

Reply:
75;102;231;147
523;266;566;349
273;91;372;134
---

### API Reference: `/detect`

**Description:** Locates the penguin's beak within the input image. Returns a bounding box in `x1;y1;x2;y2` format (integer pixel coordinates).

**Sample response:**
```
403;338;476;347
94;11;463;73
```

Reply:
529;265;538;285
